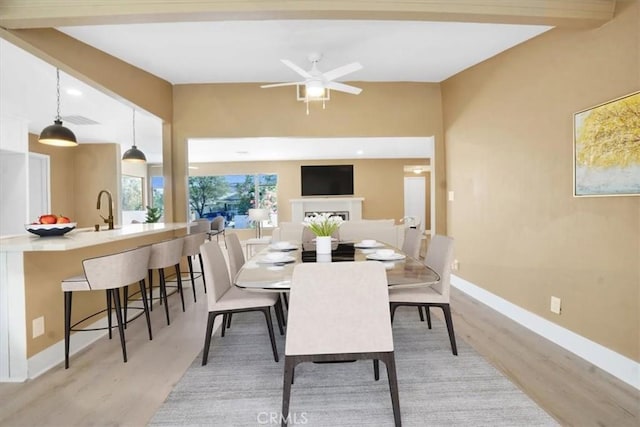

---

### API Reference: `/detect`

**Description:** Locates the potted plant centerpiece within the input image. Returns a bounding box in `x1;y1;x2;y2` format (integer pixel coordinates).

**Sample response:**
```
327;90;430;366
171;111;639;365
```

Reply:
302;212;344;254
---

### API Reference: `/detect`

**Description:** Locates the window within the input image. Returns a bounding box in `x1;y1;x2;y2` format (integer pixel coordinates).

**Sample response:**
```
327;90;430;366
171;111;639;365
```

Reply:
188;174;277;229
151;176;164;209
122;175;144;211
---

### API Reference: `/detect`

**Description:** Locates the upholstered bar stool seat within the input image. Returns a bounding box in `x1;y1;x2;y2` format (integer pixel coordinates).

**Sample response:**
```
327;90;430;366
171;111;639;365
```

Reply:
181;231;208;302
61;245;152;368
147;237;185;325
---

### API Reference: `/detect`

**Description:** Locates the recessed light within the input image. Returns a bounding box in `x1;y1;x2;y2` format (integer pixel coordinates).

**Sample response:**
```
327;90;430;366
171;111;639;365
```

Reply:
356;150;364;155
66;88;82;96
236;151;249;155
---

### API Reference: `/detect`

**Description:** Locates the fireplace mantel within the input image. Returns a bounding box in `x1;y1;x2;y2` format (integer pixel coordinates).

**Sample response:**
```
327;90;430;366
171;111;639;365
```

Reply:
290;197;364;222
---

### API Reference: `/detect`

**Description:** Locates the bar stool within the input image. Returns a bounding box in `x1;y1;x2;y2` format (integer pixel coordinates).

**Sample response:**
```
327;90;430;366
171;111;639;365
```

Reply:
61;245;152;368
148;237;185;325
181;231;208;302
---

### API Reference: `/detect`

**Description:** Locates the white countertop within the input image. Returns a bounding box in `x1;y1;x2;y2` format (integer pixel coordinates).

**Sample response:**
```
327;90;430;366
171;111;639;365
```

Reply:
0;223;188;252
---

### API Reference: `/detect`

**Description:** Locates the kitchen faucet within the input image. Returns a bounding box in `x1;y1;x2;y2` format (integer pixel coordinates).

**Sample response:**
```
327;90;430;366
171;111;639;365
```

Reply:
97;189;115;230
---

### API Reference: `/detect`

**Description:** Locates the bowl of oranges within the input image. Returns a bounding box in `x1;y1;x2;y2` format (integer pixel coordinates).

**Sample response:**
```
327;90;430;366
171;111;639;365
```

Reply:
26;214;76;236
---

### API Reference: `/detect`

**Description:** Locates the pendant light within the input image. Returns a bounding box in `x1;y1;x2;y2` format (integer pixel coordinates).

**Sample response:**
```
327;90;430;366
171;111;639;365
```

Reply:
39;68;77;147
122;109;146;163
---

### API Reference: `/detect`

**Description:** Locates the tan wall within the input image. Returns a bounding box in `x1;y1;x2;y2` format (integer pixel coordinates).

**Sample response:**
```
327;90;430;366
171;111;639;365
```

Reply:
27;136;120;228
28;133;76;220
191;158;419;223
74;144;121;228
441;1;640;360
172;82;446;231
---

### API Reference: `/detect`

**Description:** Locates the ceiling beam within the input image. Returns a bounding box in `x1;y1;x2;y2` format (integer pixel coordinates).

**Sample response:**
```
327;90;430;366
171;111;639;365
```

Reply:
0;0;617;29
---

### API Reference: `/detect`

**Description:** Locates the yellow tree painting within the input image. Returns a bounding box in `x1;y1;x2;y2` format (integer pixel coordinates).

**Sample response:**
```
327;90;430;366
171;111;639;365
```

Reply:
574;91;640;196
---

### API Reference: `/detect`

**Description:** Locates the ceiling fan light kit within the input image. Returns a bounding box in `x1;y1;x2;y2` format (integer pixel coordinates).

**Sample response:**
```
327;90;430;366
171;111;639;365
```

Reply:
39;68;78;147
261;52;362;115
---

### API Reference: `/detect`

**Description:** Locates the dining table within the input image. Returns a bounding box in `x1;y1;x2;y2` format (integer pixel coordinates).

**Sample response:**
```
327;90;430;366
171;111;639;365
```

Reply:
234;239;440;291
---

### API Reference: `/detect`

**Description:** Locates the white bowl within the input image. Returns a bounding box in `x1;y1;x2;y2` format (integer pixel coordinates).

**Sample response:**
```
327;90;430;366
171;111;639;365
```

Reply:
375;249;395;258
272;241;291;249
361;239;377;246
264;252;288;262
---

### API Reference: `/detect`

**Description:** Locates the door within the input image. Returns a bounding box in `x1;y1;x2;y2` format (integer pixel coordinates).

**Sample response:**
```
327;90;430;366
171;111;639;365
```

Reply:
28;153;50;221
404;176;426;232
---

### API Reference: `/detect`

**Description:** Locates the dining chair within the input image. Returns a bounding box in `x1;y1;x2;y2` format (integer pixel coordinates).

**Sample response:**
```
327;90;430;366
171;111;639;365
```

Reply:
61;245;152;368
282;261;401;426
191;219;211;234
208;216;226;245
401;227;422;259
199;240;284;365
389;234;458;355
226;233;287;329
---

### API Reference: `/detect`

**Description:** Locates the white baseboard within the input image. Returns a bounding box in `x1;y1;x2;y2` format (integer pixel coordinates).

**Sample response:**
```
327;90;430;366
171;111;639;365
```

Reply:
28;317;109;379
451;275;640;391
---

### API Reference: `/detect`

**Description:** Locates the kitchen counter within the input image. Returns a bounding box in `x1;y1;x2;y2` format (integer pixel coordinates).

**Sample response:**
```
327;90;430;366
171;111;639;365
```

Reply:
0;223;189;252
0;223;189;382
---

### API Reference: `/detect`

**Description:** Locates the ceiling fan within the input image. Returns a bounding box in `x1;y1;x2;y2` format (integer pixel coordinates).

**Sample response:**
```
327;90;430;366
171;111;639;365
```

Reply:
261;53;363;98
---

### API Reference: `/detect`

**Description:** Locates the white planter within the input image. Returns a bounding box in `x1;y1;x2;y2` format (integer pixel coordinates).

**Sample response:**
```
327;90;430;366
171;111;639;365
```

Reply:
315;236;332;254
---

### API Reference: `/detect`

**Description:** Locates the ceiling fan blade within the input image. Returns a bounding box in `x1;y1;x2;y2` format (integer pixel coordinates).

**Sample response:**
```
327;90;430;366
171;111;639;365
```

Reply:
325;81;362;95
281;59;312;78
322;62;363;81
260;82;300;88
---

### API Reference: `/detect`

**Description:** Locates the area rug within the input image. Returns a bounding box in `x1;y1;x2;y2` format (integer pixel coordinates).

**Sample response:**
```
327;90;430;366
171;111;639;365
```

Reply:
149;308;558;426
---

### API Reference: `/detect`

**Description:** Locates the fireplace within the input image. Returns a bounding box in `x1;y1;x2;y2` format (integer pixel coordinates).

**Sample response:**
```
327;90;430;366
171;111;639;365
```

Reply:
290;197;364;222
304;211;349;220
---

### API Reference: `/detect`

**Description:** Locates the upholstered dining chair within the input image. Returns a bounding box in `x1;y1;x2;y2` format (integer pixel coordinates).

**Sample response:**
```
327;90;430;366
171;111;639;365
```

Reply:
199;240;284;365
389;234;458;355
208;216;226;245
401;227;422;259
61;245;152;368
191;219;211;234
226;233;245;281
225;233;287;330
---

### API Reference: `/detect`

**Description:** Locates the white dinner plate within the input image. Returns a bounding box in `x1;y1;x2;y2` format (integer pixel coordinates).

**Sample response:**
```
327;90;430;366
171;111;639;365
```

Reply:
354;242;384;248
256;255;296;264
269;243;298;251
366;253;406;261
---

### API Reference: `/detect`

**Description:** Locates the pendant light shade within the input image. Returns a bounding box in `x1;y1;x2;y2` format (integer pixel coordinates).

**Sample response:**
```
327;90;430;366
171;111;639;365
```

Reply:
122;109;146;163
39;69;77;147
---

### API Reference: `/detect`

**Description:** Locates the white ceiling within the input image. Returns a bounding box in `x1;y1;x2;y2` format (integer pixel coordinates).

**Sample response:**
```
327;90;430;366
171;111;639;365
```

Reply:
0;20;551;163
58;20;551;84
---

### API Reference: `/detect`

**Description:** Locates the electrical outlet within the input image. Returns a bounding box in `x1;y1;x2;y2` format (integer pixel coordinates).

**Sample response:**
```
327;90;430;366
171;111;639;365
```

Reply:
550;296;561;314
448;191;455;201
452;259;459;271
32;316;45;338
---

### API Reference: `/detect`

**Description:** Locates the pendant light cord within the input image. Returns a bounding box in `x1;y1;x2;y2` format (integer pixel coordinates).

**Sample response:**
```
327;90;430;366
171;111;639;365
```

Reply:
132;109;136;147
55;68;61;121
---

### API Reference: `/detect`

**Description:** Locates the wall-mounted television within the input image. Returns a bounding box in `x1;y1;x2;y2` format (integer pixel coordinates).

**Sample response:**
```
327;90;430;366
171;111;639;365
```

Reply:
301;165;354;196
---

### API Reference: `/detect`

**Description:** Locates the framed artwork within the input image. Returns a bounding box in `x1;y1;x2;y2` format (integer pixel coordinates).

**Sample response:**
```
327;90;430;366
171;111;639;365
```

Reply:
121;175;144;210
573;91;640;197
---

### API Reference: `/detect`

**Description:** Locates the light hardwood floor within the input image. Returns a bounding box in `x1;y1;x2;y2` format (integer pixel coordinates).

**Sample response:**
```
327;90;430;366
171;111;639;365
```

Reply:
0;271;638;426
